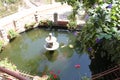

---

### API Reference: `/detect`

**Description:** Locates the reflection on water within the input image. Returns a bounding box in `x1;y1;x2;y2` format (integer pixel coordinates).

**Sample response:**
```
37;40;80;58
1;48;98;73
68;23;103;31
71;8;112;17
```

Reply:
44;51;59;62
89;51;117;80
0;29;91;80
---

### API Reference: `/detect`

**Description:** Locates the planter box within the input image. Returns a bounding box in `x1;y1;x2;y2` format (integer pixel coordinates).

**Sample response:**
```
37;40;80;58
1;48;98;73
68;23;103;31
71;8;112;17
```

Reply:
57;21;68;26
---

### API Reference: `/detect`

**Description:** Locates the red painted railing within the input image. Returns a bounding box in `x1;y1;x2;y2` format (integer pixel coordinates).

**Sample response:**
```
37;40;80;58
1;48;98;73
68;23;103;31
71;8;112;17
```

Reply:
0;67;28;80
92;65;120;80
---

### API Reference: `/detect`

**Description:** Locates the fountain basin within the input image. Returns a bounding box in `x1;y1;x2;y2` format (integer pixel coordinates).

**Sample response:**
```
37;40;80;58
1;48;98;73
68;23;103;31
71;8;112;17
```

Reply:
44;42;59;51
44;33;59;51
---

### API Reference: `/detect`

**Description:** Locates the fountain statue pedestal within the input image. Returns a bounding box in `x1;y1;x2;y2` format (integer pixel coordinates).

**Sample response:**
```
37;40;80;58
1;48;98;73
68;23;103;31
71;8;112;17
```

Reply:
44;33;59;51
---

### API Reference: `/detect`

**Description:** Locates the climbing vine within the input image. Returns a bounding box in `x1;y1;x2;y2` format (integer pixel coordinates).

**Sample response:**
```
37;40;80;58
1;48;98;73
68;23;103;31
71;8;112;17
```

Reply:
60;0;120;63
78;0;120;63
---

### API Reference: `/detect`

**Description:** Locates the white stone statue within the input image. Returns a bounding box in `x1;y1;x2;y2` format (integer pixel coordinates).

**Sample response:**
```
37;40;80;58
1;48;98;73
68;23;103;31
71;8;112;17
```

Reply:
44;33;59;51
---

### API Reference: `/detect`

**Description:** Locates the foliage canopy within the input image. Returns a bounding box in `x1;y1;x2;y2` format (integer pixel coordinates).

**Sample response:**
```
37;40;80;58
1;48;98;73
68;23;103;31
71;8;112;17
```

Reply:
78;0;120;63
61;0;120;63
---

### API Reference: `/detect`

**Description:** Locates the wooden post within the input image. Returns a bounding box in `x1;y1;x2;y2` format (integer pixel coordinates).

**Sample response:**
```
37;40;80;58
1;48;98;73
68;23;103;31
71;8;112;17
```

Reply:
13;20;17;31
34;11;38;23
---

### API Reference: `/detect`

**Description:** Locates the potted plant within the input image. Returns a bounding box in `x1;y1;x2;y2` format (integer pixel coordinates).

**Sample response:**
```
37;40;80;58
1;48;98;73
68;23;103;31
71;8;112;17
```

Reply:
7;29;18;41
24;22;36;30
39;20;53;28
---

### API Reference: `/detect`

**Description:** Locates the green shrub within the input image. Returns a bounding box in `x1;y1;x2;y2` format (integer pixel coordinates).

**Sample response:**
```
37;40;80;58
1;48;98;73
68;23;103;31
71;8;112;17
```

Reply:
78;1;120;63
8;29;18;39
67;20;77;29
24;22;36;30
0;58;17;71
39;20;53;27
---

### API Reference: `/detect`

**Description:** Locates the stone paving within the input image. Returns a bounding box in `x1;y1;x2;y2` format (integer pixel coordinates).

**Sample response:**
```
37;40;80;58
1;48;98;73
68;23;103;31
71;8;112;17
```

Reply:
0;2;71;24
0;2;85;28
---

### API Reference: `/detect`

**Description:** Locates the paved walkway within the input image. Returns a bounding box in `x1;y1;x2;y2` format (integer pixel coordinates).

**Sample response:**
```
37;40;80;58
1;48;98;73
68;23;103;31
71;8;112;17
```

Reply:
0;3;71;25
0;2;85;30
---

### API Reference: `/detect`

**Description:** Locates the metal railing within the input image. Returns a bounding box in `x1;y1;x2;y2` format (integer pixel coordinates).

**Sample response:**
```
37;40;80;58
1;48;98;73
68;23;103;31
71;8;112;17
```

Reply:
92;64;120;80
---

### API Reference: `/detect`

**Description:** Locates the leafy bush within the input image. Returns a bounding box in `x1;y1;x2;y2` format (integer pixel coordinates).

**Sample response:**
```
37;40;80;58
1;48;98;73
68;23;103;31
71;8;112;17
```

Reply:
67;20;77;30
78;0;120;63
8;29;18;39
24;22;36;30
39;20;53;27
0;58;17;71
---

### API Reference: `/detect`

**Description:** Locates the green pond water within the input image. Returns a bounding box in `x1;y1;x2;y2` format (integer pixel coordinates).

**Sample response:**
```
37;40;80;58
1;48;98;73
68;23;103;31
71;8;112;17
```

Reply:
0;28;91;80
